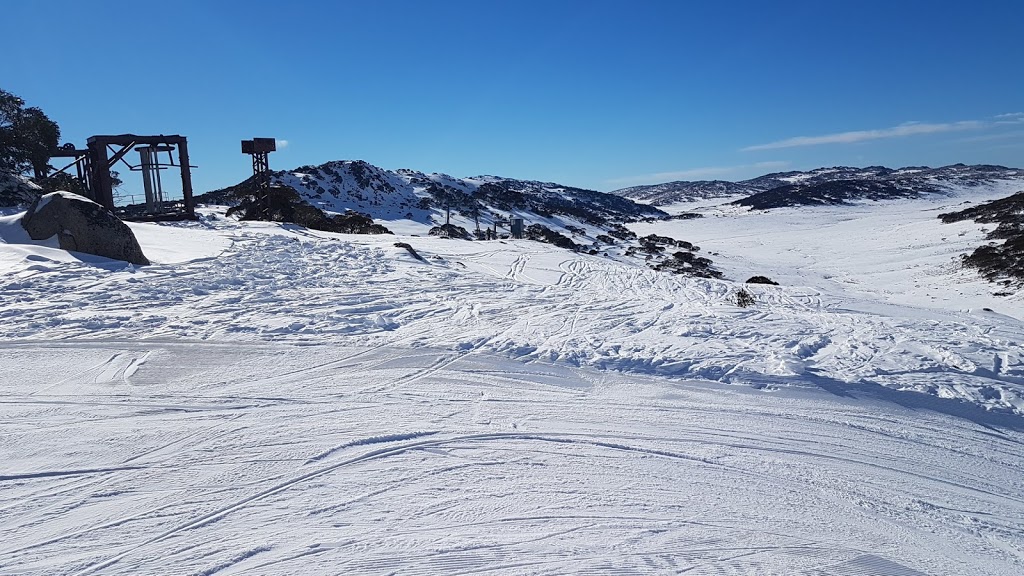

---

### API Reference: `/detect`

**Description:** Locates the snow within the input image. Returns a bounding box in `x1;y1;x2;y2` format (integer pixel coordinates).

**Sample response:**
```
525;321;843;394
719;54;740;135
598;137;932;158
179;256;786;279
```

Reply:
1;187;1024;574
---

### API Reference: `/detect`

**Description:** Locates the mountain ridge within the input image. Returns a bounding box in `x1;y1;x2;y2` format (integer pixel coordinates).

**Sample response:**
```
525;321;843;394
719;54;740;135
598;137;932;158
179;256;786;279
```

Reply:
199;159;666;229
614;164;1024;208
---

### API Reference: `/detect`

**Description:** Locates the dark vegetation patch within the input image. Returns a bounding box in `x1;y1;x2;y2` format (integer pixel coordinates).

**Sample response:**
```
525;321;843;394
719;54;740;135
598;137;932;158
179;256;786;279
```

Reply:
428;223;471;239
746;276;779;285
664;212;703;220
735;289;755;308
939;191;1024;287
604;223;637;241
224;185;391;234
525;224;580;251
472;180;665;226
734;180;922;210
623;233;721;279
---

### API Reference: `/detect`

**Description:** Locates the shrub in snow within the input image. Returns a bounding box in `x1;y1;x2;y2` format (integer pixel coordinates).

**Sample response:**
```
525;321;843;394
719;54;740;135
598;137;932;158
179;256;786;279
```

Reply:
605;224;636;241
225;186;391;234
746;276;779;285
940;191;1024;287
524;224;580;251
735;289;755;308
429;223;471;239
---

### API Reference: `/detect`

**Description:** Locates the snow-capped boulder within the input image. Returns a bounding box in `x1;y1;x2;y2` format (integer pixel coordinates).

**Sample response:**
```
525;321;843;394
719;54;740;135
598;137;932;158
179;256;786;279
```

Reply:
21;192;149;265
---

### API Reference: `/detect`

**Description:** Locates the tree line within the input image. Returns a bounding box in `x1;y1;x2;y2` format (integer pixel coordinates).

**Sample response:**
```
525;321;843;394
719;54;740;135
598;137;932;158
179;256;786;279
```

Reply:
0;88;59;179
0;87;122;195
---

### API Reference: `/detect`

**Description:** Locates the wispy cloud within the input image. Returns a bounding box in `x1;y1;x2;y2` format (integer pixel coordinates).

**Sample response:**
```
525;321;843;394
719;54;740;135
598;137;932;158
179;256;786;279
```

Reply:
995;112;1024;125
950;130;1024;144
276;139;289;149
607;161;790;187
742;121;985;151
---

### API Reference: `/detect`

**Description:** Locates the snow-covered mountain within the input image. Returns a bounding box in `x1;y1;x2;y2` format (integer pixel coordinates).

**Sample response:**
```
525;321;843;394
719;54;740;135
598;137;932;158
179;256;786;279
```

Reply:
201;160;665;229
614;164;1024;208
612;179;753;205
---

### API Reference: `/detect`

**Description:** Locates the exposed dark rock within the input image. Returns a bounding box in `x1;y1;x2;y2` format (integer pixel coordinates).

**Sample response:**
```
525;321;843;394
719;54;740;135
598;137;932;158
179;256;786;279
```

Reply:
21;192;149;265
615;164;1023;210
734;180;921;210
201;160;665;229
394;242;425;261
428;223;471;239
224;186;391;234
665;212;703;220
940;191;1024;287
525;224;579;251
651;249;721;278
604;224;637;241
746;276;779;285
640;234;696;250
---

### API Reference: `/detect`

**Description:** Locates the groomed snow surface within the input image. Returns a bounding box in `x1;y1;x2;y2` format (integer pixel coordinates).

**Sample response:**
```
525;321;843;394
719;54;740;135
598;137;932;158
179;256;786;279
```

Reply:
1;186;1024;574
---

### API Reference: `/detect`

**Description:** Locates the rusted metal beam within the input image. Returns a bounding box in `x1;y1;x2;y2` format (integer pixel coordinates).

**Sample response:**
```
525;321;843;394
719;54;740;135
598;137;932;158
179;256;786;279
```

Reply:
178;139;195;218
88;134;187;146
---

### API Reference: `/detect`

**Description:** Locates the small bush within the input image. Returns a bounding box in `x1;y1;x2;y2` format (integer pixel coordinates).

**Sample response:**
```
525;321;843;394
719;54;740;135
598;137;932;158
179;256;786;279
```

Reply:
735;289;755;308
428;223;471;239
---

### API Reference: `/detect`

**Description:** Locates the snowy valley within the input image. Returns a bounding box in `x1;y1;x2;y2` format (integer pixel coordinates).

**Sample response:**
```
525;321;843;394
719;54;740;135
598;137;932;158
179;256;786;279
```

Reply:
1;162;1024;575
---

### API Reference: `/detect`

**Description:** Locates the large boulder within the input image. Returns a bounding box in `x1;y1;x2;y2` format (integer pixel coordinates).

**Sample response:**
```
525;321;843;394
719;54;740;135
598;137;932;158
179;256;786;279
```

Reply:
21;192;150;265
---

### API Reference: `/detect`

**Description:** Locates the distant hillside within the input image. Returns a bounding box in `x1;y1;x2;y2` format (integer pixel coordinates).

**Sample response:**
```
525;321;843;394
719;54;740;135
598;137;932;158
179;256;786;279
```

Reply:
614;164;1024;209
199;159;666;228
612;180;753;205
940;190;1024;289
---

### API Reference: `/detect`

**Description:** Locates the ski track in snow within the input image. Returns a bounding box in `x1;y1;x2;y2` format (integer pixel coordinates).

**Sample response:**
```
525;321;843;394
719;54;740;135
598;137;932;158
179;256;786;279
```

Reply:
1;188;1023;574
2;206;1022;415
1;343;1023;575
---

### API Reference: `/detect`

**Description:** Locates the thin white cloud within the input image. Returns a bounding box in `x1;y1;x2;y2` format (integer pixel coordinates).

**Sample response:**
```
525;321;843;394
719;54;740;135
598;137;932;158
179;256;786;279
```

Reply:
742;121;985;151
950;130;1024;144
995;113;1024;125
276;139;289;149
607;161;790;187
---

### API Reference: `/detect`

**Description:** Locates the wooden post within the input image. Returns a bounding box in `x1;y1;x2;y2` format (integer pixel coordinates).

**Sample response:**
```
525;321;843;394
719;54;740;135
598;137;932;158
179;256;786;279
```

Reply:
88;141;113;210
177;138;195;217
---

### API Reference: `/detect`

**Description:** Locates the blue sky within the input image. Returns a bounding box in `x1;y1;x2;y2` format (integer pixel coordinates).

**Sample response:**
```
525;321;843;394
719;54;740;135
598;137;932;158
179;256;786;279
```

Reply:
3;0;1022;196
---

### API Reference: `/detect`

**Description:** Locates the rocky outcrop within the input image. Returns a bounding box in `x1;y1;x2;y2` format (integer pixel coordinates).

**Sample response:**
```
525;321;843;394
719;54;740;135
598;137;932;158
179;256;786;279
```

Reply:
940;191;1024;289
21;192;149;265
0;171;41;208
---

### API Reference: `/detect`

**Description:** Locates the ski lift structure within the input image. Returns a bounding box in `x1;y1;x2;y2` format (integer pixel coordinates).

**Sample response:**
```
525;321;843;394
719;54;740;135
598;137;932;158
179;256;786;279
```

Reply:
48;134;197;221
488;215;525;240
241;137;276;215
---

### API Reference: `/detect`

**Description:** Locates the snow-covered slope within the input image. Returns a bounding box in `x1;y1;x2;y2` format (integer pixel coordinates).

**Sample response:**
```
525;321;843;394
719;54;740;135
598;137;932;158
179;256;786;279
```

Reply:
612;179;753;205
2;181;1024;574
615;164;1024;208
200;160;665;234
